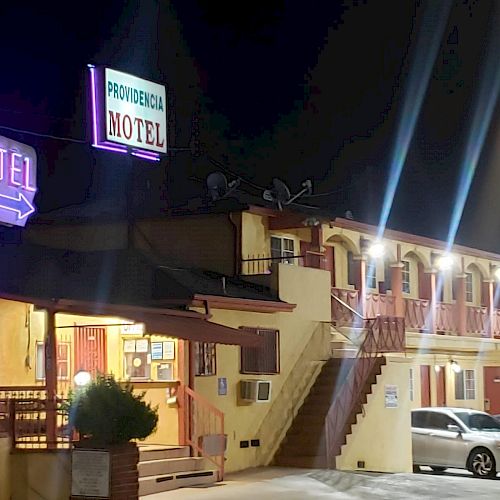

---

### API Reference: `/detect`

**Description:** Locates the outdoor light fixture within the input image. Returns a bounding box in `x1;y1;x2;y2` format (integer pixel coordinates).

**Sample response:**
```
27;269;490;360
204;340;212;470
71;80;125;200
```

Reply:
494;267;500;281
367;241;385;259
74;370;92;387
434;365;441;373
450;360;462;373
436;254;454;271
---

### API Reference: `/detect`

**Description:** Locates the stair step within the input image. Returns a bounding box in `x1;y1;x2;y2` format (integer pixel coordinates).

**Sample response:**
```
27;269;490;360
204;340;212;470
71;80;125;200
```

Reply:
138;457;206;477
139;445;190;462
138;469;217;496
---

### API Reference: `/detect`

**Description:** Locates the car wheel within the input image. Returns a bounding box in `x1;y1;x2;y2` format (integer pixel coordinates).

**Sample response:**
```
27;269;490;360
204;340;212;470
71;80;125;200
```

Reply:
468;448;497;478
430;466;447;472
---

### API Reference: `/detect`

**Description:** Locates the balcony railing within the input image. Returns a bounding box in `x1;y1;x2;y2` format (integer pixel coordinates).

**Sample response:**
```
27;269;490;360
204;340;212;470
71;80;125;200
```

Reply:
241;252;323;275
404;298;430;331
331;288;359;325
365;293;395;318
466;306;488;337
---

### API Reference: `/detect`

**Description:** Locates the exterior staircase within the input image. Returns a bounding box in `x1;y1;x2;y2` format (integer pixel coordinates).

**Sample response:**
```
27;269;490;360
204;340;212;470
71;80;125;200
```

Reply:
273;355;386;468
138;445;218;496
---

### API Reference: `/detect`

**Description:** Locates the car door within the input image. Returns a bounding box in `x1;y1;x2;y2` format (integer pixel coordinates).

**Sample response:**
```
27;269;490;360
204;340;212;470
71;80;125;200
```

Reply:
425;412;468;467
412;410;434;464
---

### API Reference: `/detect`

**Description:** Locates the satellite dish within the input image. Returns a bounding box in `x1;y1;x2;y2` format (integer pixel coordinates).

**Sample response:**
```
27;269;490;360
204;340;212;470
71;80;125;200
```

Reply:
206;171;241;201
207;172;228;201
263;178;313;210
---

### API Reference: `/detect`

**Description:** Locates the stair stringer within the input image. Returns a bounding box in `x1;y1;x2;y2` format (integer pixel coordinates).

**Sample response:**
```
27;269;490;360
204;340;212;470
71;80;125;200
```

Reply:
335;357;413;474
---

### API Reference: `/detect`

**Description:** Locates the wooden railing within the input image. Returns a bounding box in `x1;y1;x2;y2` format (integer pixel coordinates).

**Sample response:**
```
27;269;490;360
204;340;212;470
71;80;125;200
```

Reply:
178;385;225;481
466;305;488;337
324;316;405;467
404;298;430;331
0;388;70;450
365;293;395;318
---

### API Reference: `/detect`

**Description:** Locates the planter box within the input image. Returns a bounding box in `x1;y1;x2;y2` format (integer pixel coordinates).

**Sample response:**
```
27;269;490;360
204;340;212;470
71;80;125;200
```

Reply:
71;441;139;500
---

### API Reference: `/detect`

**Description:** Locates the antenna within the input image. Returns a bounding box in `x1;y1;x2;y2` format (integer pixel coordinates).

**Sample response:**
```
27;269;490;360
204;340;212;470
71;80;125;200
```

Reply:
263;178;313;210
206;172;240;201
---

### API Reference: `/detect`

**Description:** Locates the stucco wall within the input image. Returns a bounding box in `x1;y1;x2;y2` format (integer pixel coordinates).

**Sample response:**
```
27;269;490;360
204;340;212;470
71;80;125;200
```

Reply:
10;451;71;500
0;437;10;500
337;358;413;473
194;264;332;472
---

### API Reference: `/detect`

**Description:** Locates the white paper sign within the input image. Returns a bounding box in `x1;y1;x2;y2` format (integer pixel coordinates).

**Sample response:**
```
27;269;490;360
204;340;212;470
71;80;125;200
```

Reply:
71;449;110;498
135;339;149;353
163;341;175;360
384;384;399;408
123;339;136;353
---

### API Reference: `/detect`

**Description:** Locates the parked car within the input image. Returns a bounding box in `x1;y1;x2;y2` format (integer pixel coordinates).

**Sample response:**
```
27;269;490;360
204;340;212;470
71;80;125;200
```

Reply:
412;407;500;478
493;415;500;424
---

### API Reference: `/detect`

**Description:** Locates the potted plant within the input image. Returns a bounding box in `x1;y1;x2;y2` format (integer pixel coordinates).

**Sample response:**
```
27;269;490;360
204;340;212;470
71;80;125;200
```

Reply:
68;375;158;499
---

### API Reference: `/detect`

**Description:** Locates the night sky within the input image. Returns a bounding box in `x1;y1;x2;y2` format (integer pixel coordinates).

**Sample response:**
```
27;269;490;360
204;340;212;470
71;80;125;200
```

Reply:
0;1;499;251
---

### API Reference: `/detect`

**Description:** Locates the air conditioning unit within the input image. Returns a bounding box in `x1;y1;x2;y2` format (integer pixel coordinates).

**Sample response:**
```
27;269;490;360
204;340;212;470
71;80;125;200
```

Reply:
239;380;272;403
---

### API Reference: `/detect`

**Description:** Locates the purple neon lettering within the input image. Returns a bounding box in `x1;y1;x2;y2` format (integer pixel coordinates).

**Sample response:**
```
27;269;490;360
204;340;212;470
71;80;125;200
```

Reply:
23;157;36;192
0;148;7;182
9;152;22;187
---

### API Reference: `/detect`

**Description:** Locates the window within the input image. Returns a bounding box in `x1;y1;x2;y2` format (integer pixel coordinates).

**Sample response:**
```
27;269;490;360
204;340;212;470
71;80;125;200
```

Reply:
465;273;473;303
409;368;414;402
123;338;151;380
402;261;411;294
195;342;216;376
427;412;460;430
240;328;279;374
411;410;430;428
366;260;377;289
36;342;70;380
271;236;295;264
455;369;475;400
347;251;357;286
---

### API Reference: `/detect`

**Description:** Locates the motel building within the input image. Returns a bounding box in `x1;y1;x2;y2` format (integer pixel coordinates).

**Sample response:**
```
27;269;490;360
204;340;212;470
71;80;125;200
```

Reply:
1;201;500;498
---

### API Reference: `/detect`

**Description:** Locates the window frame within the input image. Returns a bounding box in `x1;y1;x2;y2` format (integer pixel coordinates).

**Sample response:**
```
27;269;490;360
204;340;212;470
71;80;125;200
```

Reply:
270;235;295;265
465;272;473;303
194;342;217;377
35;341;71;381
455;368;476;400
240;328;280;375
366;260;377;289
402;260;411;294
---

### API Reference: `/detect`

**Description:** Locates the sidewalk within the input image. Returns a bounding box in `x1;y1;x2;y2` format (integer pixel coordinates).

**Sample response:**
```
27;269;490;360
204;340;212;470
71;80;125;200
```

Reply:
141;466;500;499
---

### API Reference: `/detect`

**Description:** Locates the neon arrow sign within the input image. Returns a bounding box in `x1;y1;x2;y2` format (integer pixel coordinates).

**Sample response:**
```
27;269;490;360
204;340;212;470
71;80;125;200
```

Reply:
0;136;37;227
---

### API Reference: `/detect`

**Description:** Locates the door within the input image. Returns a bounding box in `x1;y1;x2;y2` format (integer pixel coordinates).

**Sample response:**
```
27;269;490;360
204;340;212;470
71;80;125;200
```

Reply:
420;365;431;407
484;367;500;414
74;326;107;377
436;366;446;407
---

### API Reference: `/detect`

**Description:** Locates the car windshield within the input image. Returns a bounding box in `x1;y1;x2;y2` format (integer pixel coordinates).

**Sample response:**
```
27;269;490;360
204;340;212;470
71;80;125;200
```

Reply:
454;412;500;432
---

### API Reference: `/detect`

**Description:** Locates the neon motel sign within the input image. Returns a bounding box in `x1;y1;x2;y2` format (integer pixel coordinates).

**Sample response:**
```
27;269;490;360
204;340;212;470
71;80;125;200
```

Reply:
88;66;167;161
0;135;36;227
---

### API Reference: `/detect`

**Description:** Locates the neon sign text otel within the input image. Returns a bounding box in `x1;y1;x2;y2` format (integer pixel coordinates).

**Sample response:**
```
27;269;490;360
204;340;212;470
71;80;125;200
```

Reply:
0;136;36;227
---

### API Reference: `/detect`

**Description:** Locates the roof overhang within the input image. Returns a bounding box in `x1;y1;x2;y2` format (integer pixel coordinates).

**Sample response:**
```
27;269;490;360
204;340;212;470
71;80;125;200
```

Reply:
0;292;263;347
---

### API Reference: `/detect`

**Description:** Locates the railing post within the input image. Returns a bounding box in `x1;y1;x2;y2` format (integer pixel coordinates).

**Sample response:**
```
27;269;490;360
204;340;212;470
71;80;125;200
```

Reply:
45;308;57;448
455;273;467;336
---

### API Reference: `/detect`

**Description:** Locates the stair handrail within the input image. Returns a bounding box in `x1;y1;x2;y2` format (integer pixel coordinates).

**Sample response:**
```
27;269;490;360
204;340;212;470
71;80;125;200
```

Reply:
178;385;225;481
331;292;366;321
256;322;330;465
324;316;405;468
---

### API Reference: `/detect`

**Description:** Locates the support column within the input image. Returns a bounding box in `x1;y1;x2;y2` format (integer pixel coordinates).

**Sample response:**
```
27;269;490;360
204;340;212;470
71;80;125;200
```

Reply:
485;279;495;338
455;273;467;336
427;271;436;334
354;256;367;317
390;246;404;318
45;308;57;448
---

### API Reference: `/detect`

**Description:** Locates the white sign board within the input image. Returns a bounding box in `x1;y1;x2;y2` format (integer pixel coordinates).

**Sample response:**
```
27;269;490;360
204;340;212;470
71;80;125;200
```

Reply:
384;384;399;408
71;449;110;498
105;68;167;153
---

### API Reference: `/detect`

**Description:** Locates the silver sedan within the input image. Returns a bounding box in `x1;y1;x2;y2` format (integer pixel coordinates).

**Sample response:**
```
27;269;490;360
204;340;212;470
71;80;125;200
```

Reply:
412;407;500;478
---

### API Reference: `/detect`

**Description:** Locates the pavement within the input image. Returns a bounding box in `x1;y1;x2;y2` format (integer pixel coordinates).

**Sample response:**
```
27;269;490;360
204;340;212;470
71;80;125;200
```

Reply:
142;466;500;499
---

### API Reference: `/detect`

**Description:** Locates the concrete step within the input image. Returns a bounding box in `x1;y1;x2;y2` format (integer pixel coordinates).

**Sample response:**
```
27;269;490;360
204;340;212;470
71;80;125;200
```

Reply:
330;348;358;358
139;445;190;462
139;469;217;496
138;457;206;477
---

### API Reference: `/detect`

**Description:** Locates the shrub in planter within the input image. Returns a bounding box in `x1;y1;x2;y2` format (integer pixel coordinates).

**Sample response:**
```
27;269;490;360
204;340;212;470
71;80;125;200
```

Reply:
68;376;158;499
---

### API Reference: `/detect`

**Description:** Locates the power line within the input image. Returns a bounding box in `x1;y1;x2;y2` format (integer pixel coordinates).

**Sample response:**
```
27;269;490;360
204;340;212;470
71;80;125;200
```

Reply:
0;125;87;143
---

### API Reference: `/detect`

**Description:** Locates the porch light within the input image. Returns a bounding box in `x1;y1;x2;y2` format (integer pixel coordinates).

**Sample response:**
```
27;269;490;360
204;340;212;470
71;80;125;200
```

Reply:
367;241;385;259
74;370;92;387
450;360;461;373
434;365;441;373
494;267;500;281
436;253;454;271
